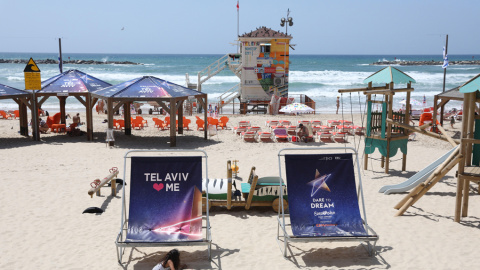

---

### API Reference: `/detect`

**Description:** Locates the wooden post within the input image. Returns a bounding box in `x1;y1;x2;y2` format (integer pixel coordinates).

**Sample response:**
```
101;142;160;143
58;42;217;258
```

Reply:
364;94;372;170
124;102;132;135
455;147;466;222
107;98;114;146
170;98;177;147
20;100;28;136
178;100;184;134
406;87;411;134
466;93;476;166
433;94;438;125
86;95;93;141
385;90;394;174
59;96;66;125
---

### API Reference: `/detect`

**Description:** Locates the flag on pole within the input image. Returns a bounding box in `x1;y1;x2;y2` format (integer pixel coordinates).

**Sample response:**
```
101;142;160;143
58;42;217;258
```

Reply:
442;46;449;69
237;0;239;10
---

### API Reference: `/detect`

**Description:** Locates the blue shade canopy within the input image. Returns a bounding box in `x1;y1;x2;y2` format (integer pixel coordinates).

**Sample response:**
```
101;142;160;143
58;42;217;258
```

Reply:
363;66;416;85
39;69;111;94
459;73;480;93
91;76;204;99
0;83;30;98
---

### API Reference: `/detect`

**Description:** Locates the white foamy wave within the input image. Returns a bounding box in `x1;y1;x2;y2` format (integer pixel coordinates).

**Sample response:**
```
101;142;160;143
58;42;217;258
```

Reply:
289;70;371;86
409;71;475;86
7;76;24;81
449;66;480;70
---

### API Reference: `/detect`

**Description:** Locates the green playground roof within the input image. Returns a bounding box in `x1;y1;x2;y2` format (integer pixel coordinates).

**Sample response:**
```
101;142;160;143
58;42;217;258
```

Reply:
459;73;480;93
363;66;416;85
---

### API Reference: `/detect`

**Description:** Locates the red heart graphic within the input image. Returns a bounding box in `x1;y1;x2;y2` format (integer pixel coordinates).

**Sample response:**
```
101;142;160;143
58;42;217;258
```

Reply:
153;183;164;191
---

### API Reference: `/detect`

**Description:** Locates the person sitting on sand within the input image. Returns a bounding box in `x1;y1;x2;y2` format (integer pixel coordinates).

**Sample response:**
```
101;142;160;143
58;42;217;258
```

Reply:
152;249;186;270
39;118;49;133
72;113;84;126
297;123;308;143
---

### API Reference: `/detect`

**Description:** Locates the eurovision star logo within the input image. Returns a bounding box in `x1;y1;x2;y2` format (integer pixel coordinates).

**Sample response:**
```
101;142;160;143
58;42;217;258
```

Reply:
307;169;331;197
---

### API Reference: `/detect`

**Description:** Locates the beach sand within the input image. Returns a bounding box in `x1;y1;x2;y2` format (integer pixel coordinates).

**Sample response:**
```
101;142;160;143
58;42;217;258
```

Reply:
0;112;478;269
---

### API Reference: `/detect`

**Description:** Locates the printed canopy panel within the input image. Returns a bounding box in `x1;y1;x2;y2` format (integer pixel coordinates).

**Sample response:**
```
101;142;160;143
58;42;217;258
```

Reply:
459;73;480;93
0;83;30;98
39;69;112;94
363;66;416;85
91;76;204;99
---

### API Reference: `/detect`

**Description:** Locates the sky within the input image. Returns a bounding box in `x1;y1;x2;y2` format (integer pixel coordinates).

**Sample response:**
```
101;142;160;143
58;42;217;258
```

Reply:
1;0;479;55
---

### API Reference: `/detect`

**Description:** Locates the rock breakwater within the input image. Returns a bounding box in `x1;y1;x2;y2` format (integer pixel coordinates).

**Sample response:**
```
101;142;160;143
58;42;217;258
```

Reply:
0;59;142;65
371;60;480;66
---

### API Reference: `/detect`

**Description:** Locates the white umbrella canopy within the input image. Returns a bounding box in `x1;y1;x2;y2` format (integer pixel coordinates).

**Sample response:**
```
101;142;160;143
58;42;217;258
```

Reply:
399;99;423;106
279;103;315;114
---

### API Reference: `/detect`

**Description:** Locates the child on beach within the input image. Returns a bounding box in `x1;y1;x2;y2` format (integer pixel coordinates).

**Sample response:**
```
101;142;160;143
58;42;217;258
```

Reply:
450;116;455;128
152;249;186;270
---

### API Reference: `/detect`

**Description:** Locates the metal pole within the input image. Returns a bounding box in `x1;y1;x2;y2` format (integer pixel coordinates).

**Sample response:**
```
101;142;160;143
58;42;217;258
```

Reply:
237;1;239;53
58;38;63;73
441;34;448;126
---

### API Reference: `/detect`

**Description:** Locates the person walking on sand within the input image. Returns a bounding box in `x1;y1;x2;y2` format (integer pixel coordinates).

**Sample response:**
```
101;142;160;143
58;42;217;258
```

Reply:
336;96;340;114
152;249;186;270
450;115;455;128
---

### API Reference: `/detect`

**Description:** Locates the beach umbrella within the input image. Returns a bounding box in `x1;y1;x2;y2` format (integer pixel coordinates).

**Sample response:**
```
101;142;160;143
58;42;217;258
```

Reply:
279;103;314;114
399;99;422;106
91;76;208;147
37;69;112;141
40;69;111;93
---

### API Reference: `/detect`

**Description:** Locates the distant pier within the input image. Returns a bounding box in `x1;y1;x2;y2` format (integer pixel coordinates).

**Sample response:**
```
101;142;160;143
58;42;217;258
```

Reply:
371;60;480;66
0;59;142;65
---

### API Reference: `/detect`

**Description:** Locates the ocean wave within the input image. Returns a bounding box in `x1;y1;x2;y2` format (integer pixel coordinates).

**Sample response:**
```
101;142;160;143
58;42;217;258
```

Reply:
6;76;24;81
289;70;371;86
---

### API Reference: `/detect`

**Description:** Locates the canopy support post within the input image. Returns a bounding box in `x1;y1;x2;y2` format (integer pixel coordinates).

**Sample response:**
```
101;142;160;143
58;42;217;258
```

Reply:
107;98;114;146
170;98;177;147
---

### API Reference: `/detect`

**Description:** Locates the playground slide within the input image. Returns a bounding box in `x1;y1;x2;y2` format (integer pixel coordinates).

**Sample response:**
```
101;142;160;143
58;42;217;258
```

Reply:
379;146;459;194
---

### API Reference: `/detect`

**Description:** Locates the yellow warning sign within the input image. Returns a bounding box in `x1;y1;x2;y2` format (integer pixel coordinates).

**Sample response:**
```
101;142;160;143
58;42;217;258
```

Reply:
24;58;41;90
24;58;41;72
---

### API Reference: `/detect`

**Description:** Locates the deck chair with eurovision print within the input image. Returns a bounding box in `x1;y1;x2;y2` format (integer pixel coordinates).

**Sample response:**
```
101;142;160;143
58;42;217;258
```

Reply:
116;150;212;265
276;147;378;258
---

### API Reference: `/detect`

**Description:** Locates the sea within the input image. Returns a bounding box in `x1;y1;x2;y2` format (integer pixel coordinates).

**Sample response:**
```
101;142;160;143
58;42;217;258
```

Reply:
1;52;479;114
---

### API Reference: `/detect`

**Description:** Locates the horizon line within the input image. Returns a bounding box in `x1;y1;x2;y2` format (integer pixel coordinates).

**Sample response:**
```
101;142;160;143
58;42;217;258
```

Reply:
0;51;479;57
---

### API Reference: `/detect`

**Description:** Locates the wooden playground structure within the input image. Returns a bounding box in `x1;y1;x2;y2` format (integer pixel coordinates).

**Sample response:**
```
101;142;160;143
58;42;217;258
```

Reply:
202;160;288;212
391;74;480;222
338;66;415;173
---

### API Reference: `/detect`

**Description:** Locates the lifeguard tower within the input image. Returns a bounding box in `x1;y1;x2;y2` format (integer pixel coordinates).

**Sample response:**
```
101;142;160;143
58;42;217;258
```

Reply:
186;26;297;114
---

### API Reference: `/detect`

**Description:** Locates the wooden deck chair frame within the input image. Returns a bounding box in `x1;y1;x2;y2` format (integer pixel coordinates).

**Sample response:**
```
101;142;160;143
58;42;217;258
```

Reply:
116;149;212;265
276;147;378;258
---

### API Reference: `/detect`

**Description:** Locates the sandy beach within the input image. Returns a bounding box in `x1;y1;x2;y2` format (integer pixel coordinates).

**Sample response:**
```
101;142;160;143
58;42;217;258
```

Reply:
1;111;478;270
